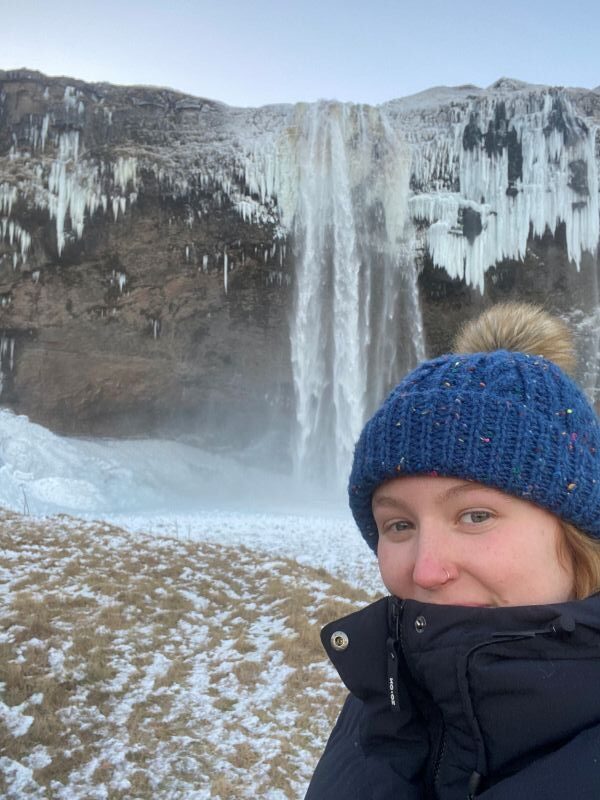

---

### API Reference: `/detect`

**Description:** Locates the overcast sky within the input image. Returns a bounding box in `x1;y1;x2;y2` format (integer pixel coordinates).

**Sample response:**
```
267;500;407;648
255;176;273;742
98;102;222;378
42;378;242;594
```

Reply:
3;0;598;107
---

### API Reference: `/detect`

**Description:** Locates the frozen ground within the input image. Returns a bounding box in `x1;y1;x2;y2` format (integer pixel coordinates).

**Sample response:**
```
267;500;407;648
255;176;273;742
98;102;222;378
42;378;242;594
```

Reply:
0;410;384;798
0;409;382;594
0;512;378;799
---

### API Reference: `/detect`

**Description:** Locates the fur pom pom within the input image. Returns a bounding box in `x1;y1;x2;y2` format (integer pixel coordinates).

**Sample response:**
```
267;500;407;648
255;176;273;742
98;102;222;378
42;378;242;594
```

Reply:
453;303;576;375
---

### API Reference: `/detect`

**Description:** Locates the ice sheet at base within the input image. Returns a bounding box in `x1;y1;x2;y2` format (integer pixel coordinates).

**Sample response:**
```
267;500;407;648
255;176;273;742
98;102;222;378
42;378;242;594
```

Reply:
0;409;384;592
0;408;343;517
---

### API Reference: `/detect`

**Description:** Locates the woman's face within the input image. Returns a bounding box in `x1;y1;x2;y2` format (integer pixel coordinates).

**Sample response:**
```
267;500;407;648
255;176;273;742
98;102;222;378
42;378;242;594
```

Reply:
373;475;574;606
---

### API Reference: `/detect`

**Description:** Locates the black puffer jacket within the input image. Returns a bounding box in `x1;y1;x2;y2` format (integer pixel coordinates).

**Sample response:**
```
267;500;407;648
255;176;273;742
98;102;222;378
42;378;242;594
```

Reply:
305;595;600;800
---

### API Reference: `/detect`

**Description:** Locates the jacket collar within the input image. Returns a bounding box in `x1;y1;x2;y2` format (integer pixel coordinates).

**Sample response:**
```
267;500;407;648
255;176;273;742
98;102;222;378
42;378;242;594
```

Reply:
321;594;600;791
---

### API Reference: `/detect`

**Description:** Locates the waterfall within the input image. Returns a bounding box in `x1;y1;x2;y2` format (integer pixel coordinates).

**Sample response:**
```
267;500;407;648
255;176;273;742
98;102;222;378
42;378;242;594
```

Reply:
5;77;600;484
278;102;426;486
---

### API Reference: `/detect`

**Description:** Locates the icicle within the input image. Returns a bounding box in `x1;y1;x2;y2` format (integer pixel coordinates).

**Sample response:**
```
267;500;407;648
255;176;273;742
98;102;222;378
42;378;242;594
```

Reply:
0;184;17;215
113;157;137;192
0;334;15;373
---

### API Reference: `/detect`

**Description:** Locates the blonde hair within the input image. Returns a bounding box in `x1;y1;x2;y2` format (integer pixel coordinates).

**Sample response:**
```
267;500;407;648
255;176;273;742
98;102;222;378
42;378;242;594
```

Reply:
559;522;600;599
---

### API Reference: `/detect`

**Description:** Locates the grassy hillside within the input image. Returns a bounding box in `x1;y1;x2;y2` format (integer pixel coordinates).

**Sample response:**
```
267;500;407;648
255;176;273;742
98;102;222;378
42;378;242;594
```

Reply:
0;511;377;799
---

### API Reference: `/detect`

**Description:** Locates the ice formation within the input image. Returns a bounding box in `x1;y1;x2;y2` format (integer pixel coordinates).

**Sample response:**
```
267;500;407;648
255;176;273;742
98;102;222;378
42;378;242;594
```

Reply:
404;92;599;291
111;271;127;293
0;334;15;397
1;96;139;260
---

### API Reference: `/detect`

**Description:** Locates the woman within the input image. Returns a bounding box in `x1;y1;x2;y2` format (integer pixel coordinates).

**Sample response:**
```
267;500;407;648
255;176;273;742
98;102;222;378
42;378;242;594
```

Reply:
305;303;600;799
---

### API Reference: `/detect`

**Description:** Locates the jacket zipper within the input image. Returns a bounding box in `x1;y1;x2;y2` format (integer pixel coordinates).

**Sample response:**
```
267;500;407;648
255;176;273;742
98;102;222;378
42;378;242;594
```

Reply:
389;597;446;800
386;598;404;712
432;730;447;799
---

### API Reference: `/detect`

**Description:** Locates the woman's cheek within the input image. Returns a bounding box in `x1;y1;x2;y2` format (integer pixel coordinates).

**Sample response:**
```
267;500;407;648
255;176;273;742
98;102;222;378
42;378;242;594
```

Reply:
377;539;405;593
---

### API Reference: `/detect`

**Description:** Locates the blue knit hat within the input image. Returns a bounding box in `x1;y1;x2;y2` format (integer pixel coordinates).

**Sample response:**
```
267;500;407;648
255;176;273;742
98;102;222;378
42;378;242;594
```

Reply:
349;349;600;551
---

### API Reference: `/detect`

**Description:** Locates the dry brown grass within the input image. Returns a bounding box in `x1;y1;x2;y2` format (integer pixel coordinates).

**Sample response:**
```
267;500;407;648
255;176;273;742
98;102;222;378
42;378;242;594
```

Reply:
0;509;380;799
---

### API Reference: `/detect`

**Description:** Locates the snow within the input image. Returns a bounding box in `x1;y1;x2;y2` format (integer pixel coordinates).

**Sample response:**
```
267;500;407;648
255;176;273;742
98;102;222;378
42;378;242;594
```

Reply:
0;698;34;736
0;758;46;799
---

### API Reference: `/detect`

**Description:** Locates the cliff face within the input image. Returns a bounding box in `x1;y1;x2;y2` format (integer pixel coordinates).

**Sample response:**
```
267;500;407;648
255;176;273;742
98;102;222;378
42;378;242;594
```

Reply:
0;70;293;442
0;69;599;476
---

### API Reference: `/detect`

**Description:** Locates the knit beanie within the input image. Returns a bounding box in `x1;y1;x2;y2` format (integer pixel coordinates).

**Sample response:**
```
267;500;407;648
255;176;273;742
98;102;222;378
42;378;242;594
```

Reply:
349;304;600;551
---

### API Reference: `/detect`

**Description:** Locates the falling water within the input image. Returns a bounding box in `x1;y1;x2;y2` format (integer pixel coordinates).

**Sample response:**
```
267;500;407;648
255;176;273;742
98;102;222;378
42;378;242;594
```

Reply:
279;102;425;486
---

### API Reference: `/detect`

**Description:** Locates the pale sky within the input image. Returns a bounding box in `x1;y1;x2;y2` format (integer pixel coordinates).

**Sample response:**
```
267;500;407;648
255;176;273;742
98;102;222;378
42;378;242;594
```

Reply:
3;0;599;107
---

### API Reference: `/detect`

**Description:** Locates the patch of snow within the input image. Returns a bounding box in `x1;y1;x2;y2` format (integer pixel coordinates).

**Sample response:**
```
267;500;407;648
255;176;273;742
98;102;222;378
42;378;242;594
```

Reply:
0;757;46;799
23;745;52;770
0;699;34;736
47;647;67;680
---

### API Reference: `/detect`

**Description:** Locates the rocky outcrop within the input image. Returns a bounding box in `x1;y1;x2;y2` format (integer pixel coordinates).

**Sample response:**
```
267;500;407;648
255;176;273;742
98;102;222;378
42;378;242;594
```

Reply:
0;69;293;443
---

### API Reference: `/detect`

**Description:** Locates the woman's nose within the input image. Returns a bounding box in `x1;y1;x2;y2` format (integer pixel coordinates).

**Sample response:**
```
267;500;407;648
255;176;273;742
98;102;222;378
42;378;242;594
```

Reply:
411;530;453;590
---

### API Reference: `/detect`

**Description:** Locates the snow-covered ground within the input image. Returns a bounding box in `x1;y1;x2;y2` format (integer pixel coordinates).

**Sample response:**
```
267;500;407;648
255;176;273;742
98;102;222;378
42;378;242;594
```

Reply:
0;408;383;594
0;410;384;799
0;511;378;799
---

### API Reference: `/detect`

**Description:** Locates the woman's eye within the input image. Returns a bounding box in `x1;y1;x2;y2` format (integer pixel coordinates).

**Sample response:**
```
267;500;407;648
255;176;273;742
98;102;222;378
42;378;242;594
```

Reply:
460;510;493;525
383;520;412;534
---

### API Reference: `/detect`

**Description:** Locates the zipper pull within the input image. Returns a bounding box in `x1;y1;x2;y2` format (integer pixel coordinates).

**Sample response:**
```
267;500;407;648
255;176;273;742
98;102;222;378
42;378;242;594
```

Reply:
492;614;576;641
386;635;401;713
467;770;482;798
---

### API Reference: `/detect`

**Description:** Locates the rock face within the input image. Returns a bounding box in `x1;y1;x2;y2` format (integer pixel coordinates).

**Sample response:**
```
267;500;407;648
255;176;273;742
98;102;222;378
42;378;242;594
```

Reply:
0;70;294;446
0;69;599;478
